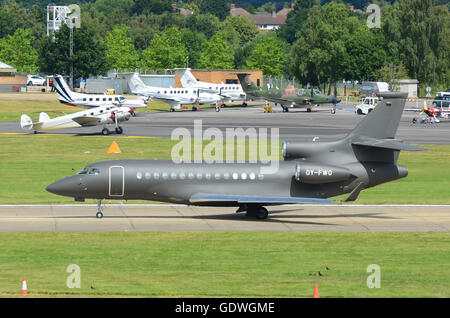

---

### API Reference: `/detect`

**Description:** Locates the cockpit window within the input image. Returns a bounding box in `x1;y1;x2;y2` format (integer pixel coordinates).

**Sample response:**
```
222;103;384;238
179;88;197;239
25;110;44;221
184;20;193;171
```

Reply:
77;167;89;175
88;168;100;175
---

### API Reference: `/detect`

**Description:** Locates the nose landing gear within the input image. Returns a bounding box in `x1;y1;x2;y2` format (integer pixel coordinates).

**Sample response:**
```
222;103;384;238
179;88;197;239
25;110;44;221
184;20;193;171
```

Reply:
96;200;104;218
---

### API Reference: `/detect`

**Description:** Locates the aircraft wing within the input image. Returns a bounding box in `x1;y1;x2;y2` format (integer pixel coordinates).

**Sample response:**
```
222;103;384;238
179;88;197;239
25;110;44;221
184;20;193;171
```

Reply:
72;116;102;126
189;184;364;205
265;97;311;107
189;193;333;205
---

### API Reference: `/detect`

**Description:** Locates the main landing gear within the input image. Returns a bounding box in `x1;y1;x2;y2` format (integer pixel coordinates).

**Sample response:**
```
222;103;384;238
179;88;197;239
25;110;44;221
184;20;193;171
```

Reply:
101;126;123;135
237;205;269;220
96;199;104;218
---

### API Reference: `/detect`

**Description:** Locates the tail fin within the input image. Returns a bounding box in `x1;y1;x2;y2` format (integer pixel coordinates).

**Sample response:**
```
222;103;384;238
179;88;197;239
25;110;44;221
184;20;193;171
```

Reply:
53;75;74;104
347;92;407;140
20;114;33;130
127;73;147;94
236;73;258;93
39;112;50;122
177;68;199;88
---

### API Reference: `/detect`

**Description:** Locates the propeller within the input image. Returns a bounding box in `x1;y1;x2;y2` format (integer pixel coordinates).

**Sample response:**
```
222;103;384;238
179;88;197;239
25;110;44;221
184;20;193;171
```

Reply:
109;111;116;123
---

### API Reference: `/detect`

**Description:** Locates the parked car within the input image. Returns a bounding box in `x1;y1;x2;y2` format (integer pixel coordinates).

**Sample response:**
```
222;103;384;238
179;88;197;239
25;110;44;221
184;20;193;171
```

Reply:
27;75;46;86
356;96;379;115
432;94;450;109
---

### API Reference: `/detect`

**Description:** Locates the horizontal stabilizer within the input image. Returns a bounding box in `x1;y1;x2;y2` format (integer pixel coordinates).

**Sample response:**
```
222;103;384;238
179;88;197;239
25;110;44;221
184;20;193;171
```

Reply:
190;193;333;205
352;137;427;151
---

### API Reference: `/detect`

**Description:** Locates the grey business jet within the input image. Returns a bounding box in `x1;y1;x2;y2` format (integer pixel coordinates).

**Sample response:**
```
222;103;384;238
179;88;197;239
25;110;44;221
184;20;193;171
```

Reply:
46;92;424;219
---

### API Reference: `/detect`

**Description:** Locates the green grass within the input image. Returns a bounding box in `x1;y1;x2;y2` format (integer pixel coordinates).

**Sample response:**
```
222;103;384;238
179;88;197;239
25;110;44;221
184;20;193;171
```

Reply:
0;232;448;297
0;134;449;204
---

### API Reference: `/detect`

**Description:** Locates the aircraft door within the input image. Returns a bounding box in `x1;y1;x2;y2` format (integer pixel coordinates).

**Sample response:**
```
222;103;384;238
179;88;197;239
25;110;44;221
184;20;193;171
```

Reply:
109;166;124;197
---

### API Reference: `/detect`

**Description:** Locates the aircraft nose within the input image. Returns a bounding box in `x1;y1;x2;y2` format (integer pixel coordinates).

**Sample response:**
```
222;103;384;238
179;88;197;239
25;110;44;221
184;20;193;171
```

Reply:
46;176;79;197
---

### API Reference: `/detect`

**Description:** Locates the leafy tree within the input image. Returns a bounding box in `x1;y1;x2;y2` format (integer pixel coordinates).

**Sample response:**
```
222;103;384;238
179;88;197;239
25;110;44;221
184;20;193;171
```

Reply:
246;33;287;77
342;27;387;81
38;24;109;79
133;0;173;15
198;31;235;69
382;0;450;85
221;15;259;46
141;27;187;70
186;13;220;39
103;25;139;71
376;63;409;90
0;28;38;73
180;28;206;69
277;0;319;44
183;2;200;14
290;2;359;90
257;2;276;13
199;0;229;21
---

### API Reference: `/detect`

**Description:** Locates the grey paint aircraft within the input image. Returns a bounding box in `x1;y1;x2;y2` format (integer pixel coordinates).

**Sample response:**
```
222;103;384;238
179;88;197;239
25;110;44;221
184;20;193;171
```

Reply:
46;92;424;219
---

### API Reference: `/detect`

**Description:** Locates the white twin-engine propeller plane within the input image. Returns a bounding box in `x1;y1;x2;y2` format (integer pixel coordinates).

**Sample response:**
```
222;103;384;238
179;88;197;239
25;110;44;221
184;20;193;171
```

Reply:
127;73;223;112
20;104;134;135
53;74;147;110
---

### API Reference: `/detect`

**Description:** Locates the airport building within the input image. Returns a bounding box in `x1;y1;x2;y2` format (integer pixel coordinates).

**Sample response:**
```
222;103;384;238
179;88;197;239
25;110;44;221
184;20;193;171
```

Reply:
0;61;26;92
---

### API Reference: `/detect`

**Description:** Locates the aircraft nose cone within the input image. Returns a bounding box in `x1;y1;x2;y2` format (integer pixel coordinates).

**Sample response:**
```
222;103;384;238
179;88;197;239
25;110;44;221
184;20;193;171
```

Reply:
46;176;79;197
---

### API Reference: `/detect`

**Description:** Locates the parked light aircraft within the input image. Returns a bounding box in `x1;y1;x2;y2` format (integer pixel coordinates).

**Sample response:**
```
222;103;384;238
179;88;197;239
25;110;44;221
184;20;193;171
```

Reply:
127;73;222;112
20;104;134;135
53;75;146;110
175;68;247;106
237;73;341;112
47;92;424;219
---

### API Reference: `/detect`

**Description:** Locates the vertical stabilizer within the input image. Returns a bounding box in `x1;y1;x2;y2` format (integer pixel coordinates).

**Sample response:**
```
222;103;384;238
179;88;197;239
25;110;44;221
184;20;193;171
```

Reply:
127;73;147;94
177;68;199;88
347;92;407;140
53;75;74;103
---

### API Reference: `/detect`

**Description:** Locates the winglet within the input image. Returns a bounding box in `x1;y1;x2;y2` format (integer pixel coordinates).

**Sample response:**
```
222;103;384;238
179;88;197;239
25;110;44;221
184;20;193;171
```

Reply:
342;182;364;202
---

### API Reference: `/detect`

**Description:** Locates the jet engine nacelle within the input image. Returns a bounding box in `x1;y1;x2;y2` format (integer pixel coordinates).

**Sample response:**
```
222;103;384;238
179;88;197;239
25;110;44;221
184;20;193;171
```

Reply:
294;162;353;184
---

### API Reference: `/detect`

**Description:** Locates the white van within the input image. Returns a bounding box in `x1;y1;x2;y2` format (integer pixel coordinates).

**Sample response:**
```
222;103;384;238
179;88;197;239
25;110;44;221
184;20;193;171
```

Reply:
361;82;389;96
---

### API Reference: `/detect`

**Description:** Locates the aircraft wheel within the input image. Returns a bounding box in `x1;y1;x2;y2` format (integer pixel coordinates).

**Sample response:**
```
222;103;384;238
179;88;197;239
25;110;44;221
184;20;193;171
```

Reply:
256;207;268;220
357;109;363;115
215;107;220;112
115;126;123;134
307;108;312;112
96;211;103;219
331;108;336;114
101;128;110;135
221;104;226;108
192;106;197;111
242;102;247;107
170;108;175;112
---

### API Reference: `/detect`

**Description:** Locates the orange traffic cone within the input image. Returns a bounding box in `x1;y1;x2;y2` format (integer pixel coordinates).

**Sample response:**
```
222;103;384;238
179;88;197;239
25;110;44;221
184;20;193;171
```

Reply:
107;141;121;154
21;277;28;296
313;281;320;298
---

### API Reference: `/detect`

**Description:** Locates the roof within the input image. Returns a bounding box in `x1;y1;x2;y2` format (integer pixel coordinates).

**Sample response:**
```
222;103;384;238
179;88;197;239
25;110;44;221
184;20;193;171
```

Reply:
0;61;16;73
230;6;293;26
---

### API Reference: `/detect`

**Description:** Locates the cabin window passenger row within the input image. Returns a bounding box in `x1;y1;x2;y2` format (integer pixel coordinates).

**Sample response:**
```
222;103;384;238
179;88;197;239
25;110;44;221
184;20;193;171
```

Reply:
136;171;264;181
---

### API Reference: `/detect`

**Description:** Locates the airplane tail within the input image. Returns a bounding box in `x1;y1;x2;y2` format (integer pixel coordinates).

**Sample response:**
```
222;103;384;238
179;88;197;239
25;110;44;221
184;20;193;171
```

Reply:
177;68;199;88
236;73;258;93
127;73;147;94
20;114;33;130
53;75;75;104
346;92;407;140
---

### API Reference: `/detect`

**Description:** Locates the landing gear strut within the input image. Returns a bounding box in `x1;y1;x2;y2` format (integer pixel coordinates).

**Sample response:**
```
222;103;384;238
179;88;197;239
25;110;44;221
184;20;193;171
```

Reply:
96;200;104;218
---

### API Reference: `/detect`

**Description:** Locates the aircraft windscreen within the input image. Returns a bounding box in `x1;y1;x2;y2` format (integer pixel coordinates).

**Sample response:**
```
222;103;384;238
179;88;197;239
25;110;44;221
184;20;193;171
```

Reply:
77;167;89;175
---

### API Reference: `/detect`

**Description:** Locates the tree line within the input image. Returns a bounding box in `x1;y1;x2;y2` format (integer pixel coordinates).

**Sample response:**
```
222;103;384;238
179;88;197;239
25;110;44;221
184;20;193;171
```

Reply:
0;0;448;90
